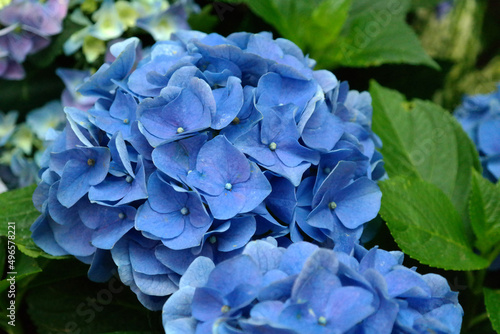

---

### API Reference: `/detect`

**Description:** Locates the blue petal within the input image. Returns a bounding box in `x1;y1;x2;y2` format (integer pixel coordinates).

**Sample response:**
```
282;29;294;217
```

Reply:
334;177;381;229
211;76;244;129
216;216;256;252
132;270;177;296
153;133;208;183
136;202;185;239
180;257;216;289
31;214;68;256
243;239;283;273
279;242;318;275
206;255;262;295
128;240;171;275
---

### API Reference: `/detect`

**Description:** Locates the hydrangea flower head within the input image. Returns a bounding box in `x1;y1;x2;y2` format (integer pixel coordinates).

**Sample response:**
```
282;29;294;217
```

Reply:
454;85;500;181
32;32;383;310
163;239;463;334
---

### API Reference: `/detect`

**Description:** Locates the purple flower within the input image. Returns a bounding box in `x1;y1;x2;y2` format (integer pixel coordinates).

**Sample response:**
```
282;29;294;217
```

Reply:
0;0;68;80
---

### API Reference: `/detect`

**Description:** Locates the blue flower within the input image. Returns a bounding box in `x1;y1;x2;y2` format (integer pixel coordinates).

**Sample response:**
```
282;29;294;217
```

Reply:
454;85;500;181
135;171;212;249
26;100;65;140
187;135;272;220
163;239;463;334
234;103;320;186
57;68;97;111
138;76;215;146
50;146;111;207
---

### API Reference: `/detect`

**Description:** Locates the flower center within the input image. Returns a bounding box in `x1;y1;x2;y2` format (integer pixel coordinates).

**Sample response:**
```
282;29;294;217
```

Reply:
180;207;189;215
123;118;129;124
328;201;337;210
318;316;327;326
118;213;125;219
323;167;331;174
87;159;95;166
225;183;232;191
177;127;184;134
125;175;133;183
269;142;277;151
231;117;240;125
209;236;217;244
221;305;230;313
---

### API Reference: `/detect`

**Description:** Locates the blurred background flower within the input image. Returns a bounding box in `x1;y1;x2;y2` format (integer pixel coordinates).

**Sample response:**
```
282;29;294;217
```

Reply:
0;0;68;79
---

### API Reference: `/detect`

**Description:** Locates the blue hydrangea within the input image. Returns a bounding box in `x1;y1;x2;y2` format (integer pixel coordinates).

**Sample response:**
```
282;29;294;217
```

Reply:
31;32;384;310
454;85;500;182
163;239;463;334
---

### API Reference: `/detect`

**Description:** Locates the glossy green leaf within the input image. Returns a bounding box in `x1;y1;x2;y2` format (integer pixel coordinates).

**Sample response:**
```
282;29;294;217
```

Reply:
370;81;480;218
379;177;489;270
484;288;500;334
469;170;500;255
315;0;438;69
218;0;352;53
0;185;58;258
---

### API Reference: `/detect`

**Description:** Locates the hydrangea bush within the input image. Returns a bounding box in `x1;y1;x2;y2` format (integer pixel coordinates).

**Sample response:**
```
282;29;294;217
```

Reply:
164;238;463;334
0;0;497;332
31;31;385;310
454;85;500;182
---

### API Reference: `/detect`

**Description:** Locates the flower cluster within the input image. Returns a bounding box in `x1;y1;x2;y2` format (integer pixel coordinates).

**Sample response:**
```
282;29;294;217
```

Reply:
31;32;383;309
0;0;68;80
64;0;193;63
164;238;463;334
0;101;65;190
454;85;500;182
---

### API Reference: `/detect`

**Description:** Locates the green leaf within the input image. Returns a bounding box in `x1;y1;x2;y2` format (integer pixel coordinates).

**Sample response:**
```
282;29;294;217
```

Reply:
484;288;500;334
469;170;500;255
370;81;480;218
0;185;58;258
315;0;438;69
188;4;219;33
0;247;42;293
26;276;163;334
379;177;490;270
218;0;352;53
322;20;439;69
